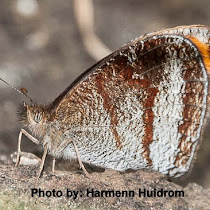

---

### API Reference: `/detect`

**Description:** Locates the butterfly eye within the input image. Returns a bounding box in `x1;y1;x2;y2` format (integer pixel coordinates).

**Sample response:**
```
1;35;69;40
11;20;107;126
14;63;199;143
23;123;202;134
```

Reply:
34;113;42;123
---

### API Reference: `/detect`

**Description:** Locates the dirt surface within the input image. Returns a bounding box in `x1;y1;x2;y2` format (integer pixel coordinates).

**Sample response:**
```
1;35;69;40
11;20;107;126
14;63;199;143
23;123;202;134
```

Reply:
0;0;210;209
0;163;210;209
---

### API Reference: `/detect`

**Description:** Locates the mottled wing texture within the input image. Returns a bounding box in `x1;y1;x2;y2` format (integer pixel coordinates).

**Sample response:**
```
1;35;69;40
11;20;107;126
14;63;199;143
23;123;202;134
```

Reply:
54;25;210;177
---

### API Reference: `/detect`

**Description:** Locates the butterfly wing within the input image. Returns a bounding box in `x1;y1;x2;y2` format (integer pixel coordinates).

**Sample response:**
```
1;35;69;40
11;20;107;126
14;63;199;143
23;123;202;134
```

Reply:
52;25;210;177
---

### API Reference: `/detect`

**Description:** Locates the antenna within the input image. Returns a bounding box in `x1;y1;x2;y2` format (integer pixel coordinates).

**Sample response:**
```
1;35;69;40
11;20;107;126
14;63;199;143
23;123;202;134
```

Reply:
0;77;34;104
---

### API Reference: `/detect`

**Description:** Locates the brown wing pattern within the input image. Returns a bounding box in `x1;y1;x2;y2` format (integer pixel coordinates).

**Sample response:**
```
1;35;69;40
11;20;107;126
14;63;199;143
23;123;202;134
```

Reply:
52;25;210;177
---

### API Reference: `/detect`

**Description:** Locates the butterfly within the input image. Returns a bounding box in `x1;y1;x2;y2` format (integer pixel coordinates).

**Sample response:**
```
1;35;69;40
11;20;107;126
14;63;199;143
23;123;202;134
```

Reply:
1;25;210;181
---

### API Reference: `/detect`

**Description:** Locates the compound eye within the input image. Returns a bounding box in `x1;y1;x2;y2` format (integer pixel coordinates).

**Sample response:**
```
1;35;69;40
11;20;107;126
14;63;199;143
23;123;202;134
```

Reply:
34;113;42;123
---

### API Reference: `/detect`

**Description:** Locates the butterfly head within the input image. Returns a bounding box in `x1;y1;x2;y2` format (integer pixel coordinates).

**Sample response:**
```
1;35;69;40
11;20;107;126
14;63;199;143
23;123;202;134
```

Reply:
18;102;48;136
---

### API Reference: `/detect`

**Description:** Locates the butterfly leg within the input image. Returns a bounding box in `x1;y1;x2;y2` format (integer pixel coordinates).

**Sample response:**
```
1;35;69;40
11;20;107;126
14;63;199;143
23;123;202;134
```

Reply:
15;128;39;167
36;146;48;183
52;157;56;175
56;139;90;178
72;140;90;178
51;139;74;175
